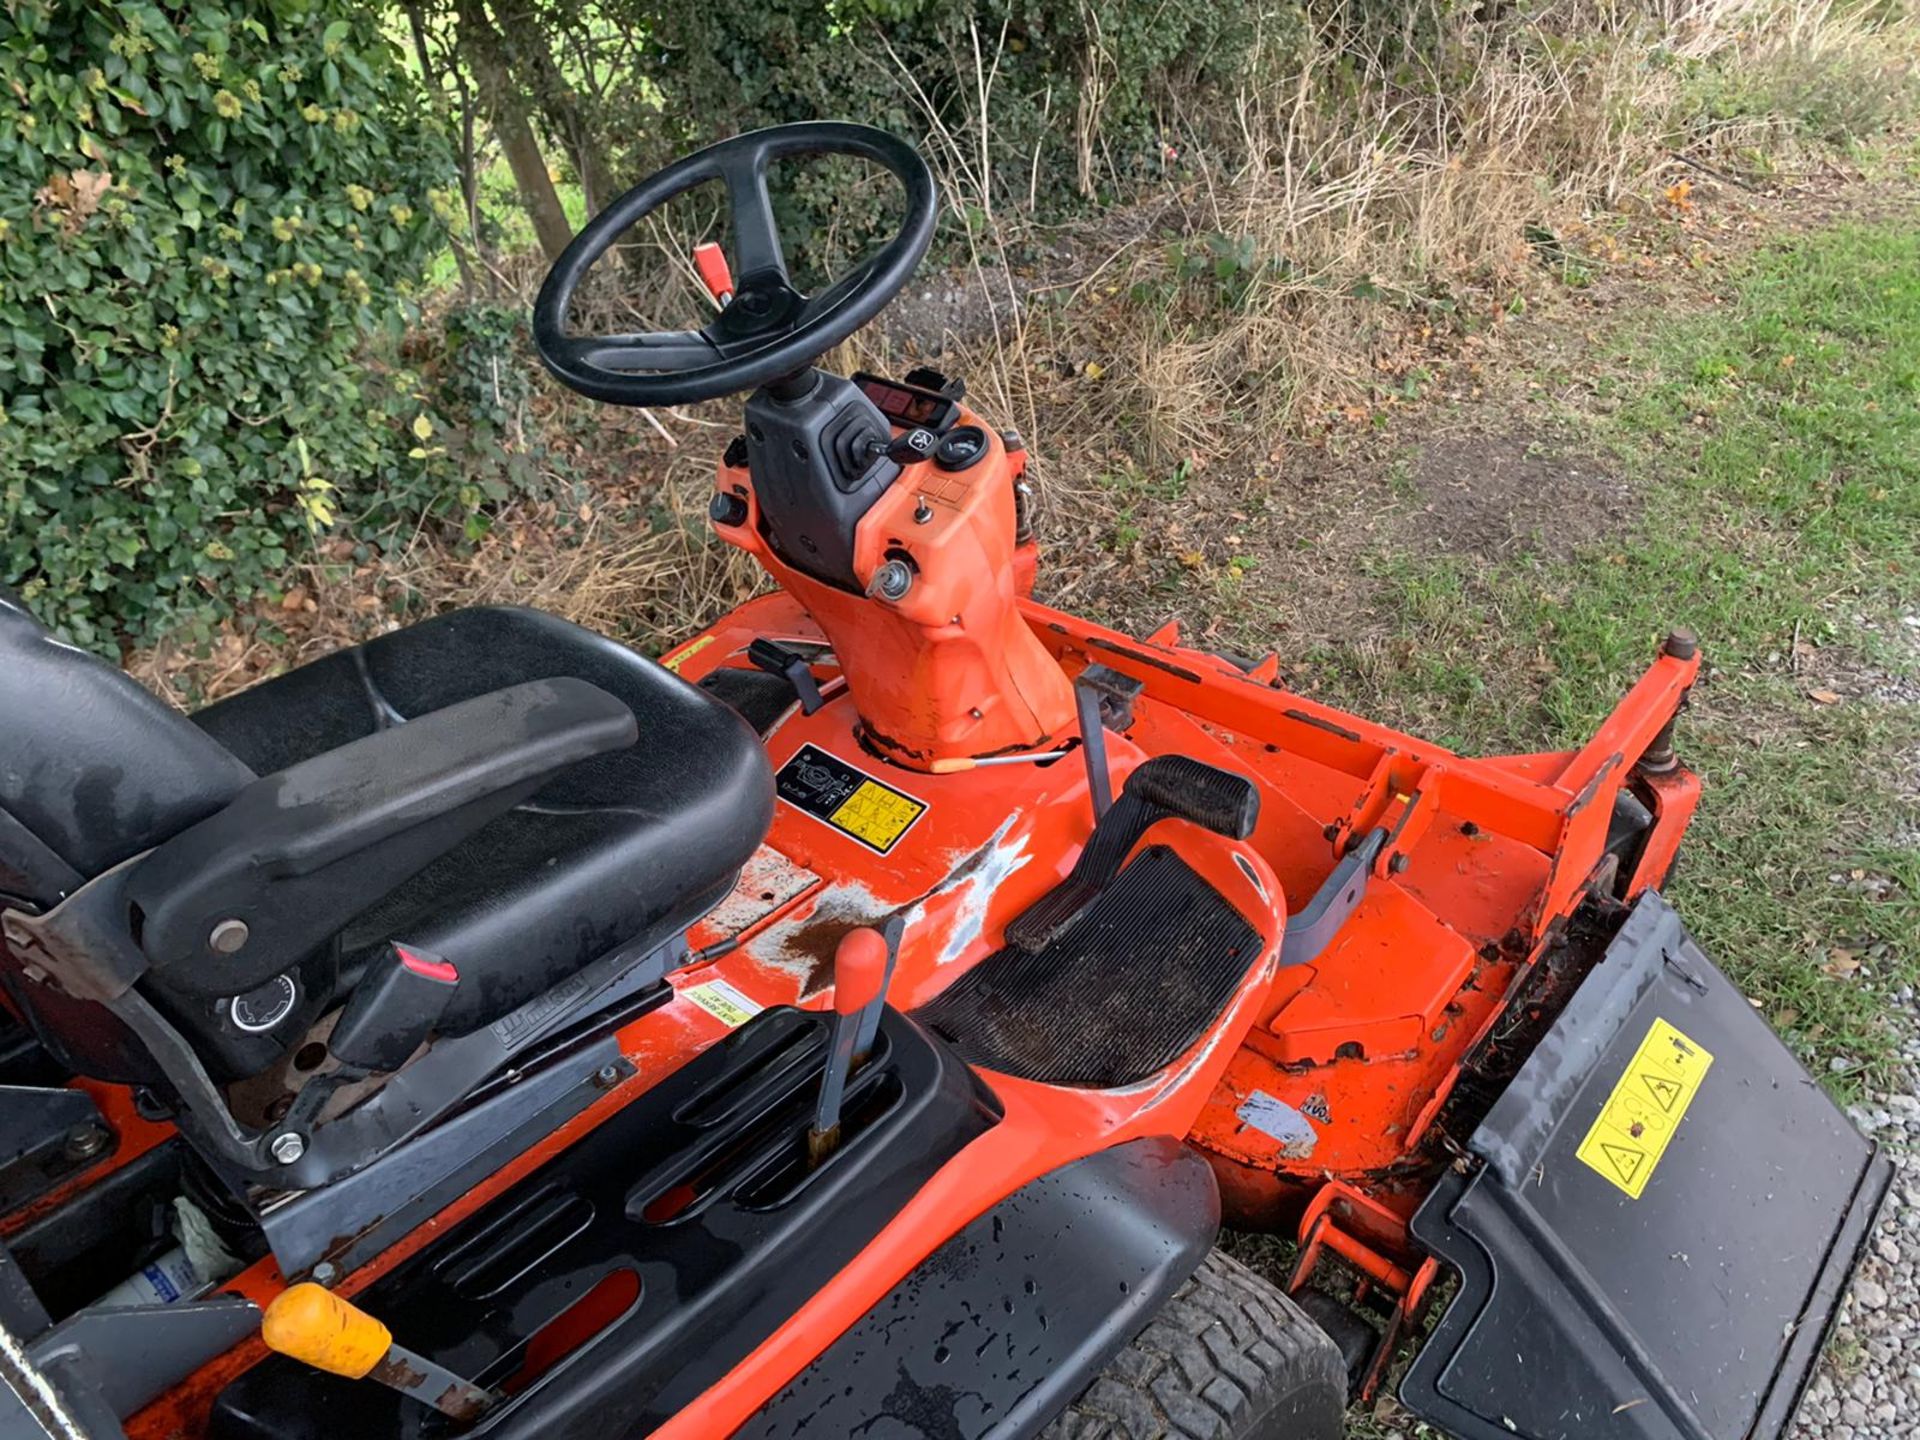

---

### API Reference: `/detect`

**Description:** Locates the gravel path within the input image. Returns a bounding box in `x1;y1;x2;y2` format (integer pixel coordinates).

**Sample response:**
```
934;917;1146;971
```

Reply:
1793;1011;1920;1440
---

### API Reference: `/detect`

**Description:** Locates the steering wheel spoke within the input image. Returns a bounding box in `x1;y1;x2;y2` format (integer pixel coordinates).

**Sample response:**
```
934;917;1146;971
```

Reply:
550;330;723;375
797;252;884;328
718;151;789;284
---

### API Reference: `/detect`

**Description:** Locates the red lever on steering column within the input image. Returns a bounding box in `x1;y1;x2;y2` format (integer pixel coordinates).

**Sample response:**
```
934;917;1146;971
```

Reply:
692;242;734;306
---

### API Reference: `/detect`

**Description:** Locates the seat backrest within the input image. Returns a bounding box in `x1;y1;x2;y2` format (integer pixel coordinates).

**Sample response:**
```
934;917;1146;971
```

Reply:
0;592;253;903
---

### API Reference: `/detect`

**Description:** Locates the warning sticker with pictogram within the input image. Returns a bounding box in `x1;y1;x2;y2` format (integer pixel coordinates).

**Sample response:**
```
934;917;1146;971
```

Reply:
775;744;927;854
1575;1016;1713;1199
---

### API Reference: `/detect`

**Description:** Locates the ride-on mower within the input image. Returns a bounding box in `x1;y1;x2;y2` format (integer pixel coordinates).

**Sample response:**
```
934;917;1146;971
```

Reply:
0;122;1890;1440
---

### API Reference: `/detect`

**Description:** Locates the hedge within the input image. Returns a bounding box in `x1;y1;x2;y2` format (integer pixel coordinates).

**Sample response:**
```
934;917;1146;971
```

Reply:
0;0;455;649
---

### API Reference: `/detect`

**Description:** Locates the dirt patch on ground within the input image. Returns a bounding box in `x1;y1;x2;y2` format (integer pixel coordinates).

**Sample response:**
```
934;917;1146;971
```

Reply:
1396;423;1635;561
1795;612;1920;708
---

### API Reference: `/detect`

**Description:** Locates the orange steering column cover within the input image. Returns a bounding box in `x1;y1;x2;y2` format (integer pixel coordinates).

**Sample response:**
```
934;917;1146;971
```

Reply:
713;407;1075;768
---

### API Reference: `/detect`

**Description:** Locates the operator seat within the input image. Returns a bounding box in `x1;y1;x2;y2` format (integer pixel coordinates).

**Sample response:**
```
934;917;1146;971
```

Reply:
0;595;774;1092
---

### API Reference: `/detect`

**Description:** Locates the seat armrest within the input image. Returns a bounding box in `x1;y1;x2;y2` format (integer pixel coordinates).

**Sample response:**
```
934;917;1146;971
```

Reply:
126;678;638;997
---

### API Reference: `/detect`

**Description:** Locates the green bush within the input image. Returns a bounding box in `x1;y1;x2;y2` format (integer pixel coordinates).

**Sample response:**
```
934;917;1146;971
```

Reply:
606;0;1268;235
0;0;455;649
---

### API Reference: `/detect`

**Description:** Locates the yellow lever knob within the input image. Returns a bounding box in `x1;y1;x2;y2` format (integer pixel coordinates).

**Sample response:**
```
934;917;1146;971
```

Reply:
261;1283;393;1379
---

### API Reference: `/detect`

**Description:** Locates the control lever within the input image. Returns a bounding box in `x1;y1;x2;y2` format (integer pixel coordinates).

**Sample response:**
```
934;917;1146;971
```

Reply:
1074;664;1145;820
747;638;825;715
808;926;891;1167
263;1282;496;1423
852;914;906;1060
330;942;459;1073
930;750;1070;774
692;242;734;305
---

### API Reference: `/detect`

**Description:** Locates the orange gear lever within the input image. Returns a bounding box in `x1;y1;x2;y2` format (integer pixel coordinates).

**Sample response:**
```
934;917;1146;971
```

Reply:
809;926;893;1165
262;1283;495;1422
833;926;891;1016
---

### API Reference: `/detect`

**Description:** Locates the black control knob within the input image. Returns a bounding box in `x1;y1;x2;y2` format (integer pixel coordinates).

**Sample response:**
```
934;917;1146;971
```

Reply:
709;491;749;527
934;425;988;472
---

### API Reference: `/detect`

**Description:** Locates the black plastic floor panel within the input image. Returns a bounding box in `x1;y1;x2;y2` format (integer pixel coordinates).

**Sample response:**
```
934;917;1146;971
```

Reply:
915;844;1262;1087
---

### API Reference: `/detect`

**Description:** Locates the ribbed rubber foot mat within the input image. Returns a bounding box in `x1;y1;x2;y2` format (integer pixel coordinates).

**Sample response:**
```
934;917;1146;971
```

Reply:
915;845;1263;1087
1004;754;1258;952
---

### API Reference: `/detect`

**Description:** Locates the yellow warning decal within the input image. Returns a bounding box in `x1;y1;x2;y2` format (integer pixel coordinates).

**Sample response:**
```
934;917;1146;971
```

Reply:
682;978;763;1028
1575;1016;1713;1199
830;780;925;851
775;744;927;854
661;634;716;673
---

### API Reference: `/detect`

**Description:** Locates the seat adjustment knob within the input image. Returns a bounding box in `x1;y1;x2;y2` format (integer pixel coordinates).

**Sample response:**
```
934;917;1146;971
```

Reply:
263;1283;496;1421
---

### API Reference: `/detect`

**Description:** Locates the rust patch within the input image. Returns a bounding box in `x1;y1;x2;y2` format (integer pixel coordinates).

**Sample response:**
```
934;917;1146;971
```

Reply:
1282;707;1365;744
703;848;820;939
786;910;884;997
1085;636;1204;683
374;1355;427;1389
435;1383;491;1424
856;720;929;762
1565;752;1623;817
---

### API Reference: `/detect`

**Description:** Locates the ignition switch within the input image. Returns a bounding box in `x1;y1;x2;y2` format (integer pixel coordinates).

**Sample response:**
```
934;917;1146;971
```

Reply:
862;428;939;466
867;559;914;602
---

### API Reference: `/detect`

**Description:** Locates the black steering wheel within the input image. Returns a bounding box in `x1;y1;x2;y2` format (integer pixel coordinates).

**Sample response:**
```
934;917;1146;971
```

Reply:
533;122;938;407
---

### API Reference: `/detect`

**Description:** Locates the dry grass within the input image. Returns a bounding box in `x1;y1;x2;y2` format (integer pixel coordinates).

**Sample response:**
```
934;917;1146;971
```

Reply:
880;0;1918;469
134;439;756;709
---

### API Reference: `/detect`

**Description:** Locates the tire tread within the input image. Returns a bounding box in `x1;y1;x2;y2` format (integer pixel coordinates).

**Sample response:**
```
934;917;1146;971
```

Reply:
1038;1248;1345;1440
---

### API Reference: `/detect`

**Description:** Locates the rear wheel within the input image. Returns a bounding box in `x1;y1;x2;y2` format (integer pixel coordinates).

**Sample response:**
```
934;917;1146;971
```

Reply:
1042;1248;1346;1440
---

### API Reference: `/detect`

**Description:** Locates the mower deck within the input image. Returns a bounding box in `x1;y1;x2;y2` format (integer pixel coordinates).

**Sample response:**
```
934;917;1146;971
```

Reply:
664;589;1703;1211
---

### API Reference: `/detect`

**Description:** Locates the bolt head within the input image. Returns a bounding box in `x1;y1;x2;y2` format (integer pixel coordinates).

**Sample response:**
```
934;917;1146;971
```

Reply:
269;1131;306;1165
310;1261;339;1286
208;918;250;956
62;1123;111;1163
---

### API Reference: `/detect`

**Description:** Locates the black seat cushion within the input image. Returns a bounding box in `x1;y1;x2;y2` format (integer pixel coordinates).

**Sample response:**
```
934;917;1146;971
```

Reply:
189;607;774;1040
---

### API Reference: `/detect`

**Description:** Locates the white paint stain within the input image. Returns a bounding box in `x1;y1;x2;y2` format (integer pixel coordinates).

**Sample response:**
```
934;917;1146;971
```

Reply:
934;817;1033;967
